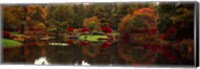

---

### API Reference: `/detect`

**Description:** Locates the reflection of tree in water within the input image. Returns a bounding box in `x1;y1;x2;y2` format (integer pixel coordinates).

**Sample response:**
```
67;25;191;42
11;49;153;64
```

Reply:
82;42;126;65
47;51;74;64
2;2;195;65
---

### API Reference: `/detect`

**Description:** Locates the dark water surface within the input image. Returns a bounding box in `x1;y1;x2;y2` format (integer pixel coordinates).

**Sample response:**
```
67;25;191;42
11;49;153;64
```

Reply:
3;39;126;66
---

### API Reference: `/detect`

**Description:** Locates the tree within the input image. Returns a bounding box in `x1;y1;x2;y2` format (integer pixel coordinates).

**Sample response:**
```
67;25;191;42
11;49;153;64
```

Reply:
45;4;76;41
46;4;76;29
157;2;194;40
118;8;168;64
73;3;84;28
83;16;101;32
156;2;194;64
3;6;25;31
3;5;47;32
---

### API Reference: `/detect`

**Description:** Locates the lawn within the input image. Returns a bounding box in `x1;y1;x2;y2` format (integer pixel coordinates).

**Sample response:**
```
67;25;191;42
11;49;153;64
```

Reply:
79;35;108;42
2;39;23;48
78;32;119;42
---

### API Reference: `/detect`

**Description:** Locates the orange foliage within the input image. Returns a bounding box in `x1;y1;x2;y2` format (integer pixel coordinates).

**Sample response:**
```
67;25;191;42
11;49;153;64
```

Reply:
133;8;154;15
118;8;164;64
118;14;133;33
83;16;101;31
118;8;157;34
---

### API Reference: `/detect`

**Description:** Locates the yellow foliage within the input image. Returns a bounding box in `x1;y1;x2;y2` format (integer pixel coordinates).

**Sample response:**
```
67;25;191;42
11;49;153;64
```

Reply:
3;6;18;24
25;16;31;21
13;37;24;42
38;6;47;20
37;23;46;29
27;5;36;14
26;5;47;20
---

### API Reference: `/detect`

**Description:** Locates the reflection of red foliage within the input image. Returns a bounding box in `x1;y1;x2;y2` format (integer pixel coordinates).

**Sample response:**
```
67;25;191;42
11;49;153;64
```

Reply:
122;32;130;43
102;26;112;33
108;37;114;42
160;46;176;62
80;28;89;32
67;27;74;32
29;24;33;28
40;30;46;35
30;42;37;47
160;34;166;40
149;44;160;52
145;44;177;62
16;27;20;31
144;44;161;53
102;42;112;48
3;31;11;38
79;41;89;46
148;28;157;34
67;39;73;44
163;50;176;62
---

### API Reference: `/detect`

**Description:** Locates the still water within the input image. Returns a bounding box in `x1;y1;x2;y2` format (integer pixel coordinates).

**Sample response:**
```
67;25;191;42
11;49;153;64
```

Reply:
3;38;125;66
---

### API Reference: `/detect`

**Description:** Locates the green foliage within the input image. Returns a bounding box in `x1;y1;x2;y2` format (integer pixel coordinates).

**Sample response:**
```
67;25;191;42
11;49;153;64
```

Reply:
3;39;23;48
131;15;147;29
89;22;96;30
157;3;194;34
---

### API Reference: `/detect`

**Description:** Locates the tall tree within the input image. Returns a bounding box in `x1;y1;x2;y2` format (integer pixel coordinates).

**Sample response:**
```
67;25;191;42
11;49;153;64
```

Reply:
157;2;194;40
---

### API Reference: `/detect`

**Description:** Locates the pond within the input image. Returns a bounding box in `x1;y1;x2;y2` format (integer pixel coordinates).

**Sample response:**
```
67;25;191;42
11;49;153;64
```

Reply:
2;34;126;66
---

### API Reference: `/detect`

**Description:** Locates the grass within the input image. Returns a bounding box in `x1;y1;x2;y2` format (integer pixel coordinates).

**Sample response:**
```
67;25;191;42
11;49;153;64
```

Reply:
79;35;108;42
2;39;23;48
78;32;119;42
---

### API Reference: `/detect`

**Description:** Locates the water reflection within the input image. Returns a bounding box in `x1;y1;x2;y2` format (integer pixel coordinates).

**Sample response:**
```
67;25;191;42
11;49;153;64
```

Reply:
3;32;126;65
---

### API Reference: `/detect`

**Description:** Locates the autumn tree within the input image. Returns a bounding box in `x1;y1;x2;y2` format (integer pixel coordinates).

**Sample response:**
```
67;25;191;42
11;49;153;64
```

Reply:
3;6;26;31
157;2;194;40
3;5;47;33
45;4;76;41
157;2;195;64
117;8;171;64
46;4;75;29
73;3;84;28
83;16;101;32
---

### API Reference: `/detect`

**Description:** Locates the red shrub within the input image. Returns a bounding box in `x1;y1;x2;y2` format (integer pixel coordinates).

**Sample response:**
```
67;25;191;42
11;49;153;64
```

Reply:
79;41;89;46
34;27;40;31
3;31;11;38
122;32;130;43
80;28;89;32
149;44;160;52
165;27;176;36
160;46;177;62
30;42;37;47
16;27;20;31
148;28;157;34
102;42;112;48
102;25;112;33
67;27;74;32
160;34;167;40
